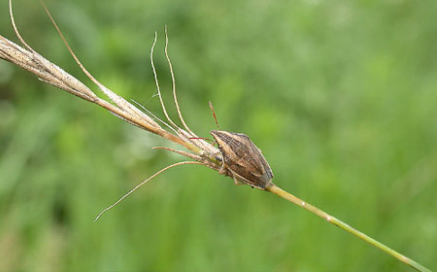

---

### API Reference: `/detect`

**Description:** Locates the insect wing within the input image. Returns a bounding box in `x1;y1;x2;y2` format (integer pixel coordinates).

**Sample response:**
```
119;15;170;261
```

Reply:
246;139;274;181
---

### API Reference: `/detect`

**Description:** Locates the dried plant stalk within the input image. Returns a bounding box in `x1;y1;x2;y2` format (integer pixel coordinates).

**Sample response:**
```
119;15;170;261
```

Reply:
0;1;431;271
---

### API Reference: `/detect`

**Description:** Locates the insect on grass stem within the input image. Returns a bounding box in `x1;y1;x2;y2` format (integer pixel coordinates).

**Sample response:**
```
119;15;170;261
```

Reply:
0;1;431;271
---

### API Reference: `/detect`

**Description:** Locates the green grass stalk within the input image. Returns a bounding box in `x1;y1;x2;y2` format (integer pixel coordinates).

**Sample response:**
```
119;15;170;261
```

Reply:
266;185;431;272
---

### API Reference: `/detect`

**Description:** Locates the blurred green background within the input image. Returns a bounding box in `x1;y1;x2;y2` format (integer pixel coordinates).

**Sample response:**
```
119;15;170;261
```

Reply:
1;0;436;271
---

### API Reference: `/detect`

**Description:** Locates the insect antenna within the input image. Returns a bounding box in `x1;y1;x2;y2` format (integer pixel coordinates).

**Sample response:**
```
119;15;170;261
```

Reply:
94;161;203;222
208;101;220;129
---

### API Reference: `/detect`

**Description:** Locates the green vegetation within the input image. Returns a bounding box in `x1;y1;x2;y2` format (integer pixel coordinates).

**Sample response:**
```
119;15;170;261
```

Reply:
1;0;436;271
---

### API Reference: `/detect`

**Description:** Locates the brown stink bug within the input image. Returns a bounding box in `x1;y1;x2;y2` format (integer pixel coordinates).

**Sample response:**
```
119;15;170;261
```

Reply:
210;130;274;190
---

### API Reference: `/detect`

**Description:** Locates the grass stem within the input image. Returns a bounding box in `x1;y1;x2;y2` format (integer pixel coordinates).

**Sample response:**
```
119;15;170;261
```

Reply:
266;185;431;272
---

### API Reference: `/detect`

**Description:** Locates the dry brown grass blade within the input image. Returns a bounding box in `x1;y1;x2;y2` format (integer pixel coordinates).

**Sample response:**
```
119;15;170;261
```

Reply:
94;161;204;222
1;0;205;154
164;26;196;137
0;0;222;216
